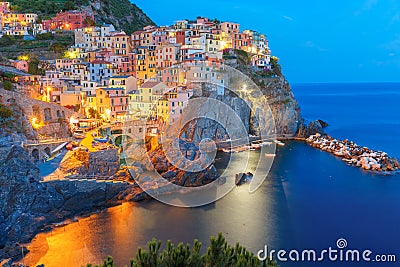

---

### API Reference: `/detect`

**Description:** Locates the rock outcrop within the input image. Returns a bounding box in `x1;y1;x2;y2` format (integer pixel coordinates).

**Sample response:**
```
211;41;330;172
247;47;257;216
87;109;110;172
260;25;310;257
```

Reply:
296;119;329;138
144;140;219;187
83;0;155;34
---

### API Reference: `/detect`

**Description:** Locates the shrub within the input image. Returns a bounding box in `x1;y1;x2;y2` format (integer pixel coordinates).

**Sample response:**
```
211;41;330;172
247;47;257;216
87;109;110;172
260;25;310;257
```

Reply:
86;234;279;267
0;104;13;119
35;32;54;40
0;35;16;46
3;80;13;91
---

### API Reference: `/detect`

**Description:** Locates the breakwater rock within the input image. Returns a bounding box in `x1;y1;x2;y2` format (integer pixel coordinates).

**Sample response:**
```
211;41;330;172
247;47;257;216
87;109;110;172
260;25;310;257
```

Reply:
306;134;400;172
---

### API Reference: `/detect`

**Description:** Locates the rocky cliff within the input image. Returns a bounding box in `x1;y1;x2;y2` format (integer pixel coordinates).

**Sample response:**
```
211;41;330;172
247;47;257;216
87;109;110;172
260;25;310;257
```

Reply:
81;0;155;34
221;50;319;139
0;146;138;262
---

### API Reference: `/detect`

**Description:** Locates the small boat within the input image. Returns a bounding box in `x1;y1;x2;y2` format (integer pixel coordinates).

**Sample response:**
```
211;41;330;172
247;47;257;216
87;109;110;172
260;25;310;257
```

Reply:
265;153;276;157
46;142;68;161
260;141;273;146
73;129;86;139
273;140;285;146
94;137;108;143
251;143;261;149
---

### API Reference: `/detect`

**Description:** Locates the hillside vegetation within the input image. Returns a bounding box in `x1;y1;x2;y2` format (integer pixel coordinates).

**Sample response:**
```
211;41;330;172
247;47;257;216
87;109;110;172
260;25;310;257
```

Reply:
89;0;155;34
8;0;89;19
7;0;155;34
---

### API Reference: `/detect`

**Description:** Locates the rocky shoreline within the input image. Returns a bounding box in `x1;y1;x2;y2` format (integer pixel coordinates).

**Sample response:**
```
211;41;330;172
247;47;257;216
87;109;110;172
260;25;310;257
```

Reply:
0;146;150;266
306;133;400;172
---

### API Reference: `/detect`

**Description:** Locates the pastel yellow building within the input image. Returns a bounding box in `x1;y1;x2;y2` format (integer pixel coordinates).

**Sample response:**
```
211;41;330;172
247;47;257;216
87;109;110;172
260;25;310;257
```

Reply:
136;46;157;81
129;81;166;118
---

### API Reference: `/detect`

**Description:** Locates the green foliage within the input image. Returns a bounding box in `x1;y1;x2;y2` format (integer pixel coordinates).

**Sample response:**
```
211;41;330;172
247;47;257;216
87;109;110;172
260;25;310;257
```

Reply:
35;32;54;40
50;42;67;54
28;57;44;75
270;56;282;77
0;105;13;119
86;234;279;267
102;0;155;34
64;0;75;10
84;17;96;27
3;81;13;91
234;49;251;66
0;35;16;46
7;0;89;16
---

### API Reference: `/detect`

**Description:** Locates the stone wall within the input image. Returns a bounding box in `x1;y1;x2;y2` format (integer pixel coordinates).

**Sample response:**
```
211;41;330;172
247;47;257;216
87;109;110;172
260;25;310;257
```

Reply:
72;148;120;178
0;88;82;124
88;149;120;176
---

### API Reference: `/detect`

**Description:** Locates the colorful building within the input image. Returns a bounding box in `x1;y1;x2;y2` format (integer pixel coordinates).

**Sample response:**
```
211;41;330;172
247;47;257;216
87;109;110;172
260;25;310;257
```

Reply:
96;87;129;121
42;11;94;31
129;81;166;117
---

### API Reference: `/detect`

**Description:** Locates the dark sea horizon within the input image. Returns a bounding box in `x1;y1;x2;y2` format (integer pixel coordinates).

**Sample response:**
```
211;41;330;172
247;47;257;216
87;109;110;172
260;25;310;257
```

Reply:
22;82;400;267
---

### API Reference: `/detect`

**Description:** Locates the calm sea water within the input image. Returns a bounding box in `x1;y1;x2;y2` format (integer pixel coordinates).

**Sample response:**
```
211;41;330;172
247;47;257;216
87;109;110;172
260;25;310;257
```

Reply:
23;83;400;267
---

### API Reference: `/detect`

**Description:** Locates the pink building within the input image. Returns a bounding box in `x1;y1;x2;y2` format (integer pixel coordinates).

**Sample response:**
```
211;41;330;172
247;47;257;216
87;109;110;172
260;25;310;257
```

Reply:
42;10;94;31
155;44;180;69
159;66;184;87
0;2;10;14
12;60;28;73
167;87;193;124
233;32;249;50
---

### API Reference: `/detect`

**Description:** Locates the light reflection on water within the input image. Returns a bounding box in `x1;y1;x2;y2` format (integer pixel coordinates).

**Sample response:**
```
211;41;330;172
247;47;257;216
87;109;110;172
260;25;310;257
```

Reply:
22;150;289;267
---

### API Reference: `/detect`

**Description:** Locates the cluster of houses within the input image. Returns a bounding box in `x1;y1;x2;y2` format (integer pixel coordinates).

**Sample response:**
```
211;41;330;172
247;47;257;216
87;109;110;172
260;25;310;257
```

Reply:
0;1;93;37
3;6;273;124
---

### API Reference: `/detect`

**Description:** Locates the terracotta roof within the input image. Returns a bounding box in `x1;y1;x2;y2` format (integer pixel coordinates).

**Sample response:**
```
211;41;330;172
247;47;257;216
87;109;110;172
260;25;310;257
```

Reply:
140;81;162;88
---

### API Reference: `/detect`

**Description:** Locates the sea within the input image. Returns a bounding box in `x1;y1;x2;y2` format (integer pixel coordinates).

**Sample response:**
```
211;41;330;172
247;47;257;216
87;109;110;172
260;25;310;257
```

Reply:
22;83;400;267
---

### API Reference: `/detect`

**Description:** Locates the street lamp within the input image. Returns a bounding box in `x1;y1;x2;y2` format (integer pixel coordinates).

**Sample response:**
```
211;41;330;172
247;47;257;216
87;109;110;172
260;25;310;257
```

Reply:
105;109;111;122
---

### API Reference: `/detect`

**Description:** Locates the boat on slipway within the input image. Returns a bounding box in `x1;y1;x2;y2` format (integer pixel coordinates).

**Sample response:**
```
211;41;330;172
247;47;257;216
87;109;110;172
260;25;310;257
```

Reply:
45;142;68;162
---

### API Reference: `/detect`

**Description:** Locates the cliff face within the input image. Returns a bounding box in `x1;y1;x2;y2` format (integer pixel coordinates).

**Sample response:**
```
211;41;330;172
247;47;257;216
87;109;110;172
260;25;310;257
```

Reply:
177;58;303;144
260;78;303;136
225;52;304;138
83;0;155;34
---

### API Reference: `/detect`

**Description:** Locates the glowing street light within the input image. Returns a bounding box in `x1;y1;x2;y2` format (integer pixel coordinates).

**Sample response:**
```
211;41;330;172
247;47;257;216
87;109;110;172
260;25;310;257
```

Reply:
105;109;111;121
31;117;41;129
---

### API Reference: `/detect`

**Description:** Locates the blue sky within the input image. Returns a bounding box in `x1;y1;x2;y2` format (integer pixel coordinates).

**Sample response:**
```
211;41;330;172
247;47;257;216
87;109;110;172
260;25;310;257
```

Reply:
133;0;400;83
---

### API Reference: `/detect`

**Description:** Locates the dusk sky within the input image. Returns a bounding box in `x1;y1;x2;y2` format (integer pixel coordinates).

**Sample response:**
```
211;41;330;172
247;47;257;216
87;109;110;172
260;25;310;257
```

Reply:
133;0;400;84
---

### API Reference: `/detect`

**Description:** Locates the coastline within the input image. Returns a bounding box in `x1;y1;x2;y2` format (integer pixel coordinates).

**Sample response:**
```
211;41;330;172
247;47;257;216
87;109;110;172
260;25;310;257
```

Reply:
9;132;399;266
